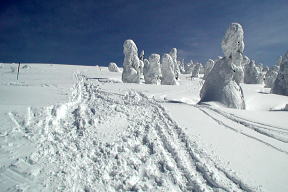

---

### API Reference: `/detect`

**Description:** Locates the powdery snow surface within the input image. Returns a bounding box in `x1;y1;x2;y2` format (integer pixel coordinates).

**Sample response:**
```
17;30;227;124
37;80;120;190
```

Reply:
1;64;288;192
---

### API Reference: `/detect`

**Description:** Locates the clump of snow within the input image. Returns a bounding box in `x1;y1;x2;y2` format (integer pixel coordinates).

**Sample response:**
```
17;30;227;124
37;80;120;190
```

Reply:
108;62;120;72
143;54;161;84
200;23;246;109
161;54;177;85
264;65;279;88
122;39;141;83
203;59;215;79
169;48;180;80
271;51;288;96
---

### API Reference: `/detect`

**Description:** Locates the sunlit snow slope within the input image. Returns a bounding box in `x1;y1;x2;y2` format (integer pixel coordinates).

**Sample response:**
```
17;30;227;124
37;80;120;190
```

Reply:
1;63;288;192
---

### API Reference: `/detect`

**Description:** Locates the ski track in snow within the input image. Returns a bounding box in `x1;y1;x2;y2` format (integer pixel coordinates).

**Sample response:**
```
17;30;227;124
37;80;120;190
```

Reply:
160;97;288;156
2;73;259;192
200;105;288;143
195;106;288;156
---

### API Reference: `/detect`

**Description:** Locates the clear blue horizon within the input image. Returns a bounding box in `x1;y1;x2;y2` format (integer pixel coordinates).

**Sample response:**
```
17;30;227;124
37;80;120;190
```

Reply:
0;0;287;66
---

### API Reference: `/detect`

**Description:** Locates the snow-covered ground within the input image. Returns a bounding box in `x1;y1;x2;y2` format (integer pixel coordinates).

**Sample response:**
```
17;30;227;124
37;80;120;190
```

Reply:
0;63;288;192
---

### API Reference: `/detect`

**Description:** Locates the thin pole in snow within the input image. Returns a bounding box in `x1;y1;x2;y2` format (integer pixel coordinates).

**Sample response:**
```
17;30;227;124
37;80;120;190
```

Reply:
17;62;20;80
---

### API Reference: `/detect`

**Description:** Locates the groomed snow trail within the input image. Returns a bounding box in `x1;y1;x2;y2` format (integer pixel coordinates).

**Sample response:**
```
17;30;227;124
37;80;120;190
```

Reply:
6;74;257;192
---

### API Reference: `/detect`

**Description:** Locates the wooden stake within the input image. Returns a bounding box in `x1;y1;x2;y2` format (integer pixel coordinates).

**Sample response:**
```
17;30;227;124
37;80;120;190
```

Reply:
17;62;20;80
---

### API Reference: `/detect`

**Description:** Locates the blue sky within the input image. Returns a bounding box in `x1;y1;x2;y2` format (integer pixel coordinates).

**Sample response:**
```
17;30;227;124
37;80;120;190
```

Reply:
0;0;287;66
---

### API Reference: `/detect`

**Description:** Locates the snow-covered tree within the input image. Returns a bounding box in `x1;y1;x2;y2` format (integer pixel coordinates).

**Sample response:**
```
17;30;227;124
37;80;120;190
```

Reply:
199;63;205;74
244;60;264;84
169;48;180;80
191;62;201;78
262;65;269;73
161;53;177;85
183;60;194;74
200;23;246;109
271;51;288;96
276;56;282;66
108;62;120;72
143;54;162;84
264;65;279;88
203;59;215;80
139;50;145;75
122;39;141;83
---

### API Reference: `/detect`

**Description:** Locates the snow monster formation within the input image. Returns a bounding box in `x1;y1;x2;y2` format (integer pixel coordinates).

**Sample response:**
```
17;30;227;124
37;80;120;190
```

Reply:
169;48;180;80
200;23;246;109
244;60;265;84
271;52;288;96
203;59;215;80
161;53;177;85
108;62;120;72
264;65;279;88
122;40;141;83
143;54;162;84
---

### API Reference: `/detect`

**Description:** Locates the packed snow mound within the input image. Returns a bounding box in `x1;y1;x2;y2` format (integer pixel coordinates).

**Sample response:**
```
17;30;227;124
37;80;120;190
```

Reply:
161;54;177;85
244;60;264;84
221;23;244;58
264;65;279;88
5;74;256;192
203;59;215;79
169;48;180;80
122;39;141;83
143;54;162;84
200;23;245;109
272;51;288;96
108;62;120;72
